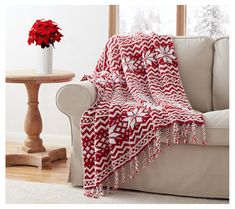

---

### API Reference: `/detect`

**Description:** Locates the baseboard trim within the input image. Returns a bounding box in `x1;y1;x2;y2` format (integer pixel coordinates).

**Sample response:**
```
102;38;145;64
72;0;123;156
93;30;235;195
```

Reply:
6;132;71;147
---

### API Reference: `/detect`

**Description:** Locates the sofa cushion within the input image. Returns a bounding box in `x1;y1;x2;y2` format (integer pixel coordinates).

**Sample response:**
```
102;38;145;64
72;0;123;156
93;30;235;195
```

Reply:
203;109;229;146
160;109;229;146
213;37;229;110
173;37;214;113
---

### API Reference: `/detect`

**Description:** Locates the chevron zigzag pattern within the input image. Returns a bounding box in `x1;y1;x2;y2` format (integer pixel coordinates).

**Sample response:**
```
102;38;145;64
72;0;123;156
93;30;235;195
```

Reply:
81;33;207;198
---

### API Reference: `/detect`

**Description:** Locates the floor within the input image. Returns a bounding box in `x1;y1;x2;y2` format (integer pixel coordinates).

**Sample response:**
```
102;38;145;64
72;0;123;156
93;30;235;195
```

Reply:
6;141;70;184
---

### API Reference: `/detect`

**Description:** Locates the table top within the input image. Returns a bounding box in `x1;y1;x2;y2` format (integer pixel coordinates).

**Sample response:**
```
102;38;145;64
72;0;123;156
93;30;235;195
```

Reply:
6;70;75;83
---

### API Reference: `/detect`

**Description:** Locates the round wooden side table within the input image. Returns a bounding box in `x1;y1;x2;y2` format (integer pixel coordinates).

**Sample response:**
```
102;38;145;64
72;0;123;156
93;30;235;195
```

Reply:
6;70;75;169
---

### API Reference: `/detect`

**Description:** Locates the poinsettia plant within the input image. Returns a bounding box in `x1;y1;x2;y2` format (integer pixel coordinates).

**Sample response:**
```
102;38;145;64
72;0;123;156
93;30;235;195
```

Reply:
28;19;63;49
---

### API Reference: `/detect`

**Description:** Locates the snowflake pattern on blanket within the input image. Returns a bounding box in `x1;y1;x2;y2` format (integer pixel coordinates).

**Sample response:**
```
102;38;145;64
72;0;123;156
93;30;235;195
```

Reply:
81;33;207;197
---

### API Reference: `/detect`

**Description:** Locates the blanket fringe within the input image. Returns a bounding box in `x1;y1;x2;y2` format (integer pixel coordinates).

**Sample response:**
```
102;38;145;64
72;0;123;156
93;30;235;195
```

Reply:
98;183;104;196
201;124;207;145
134;156;140;174
114;170;119;189
173;123;180;144
166;127;170;147
84;188;99;198
106;178;110;194
148;144;154;163
163;122;207;146
191;122;197;143
182;124;187;144
142;149;147;169
153;129;161;157
121;166;126;184
129;159;135;179
182;124;191;144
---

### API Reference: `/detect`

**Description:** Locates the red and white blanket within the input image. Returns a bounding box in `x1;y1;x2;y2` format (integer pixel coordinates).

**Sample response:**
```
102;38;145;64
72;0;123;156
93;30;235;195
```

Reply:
81;33;206;197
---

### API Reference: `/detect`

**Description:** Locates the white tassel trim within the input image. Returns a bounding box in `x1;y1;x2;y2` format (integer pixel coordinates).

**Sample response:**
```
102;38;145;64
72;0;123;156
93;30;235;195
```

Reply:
166;127;170;147
191;122;197;143
173;123;180;144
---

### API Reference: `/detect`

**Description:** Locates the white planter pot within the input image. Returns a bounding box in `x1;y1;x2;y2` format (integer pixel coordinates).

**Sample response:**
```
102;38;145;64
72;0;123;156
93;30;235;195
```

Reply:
35;45;53;74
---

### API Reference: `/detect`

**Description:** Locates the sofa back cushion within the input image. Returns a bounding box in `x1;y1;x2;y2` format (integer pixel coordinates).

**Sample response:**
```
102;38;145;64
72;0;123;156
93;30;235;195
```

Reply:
212;37;229;110
173;37;213;112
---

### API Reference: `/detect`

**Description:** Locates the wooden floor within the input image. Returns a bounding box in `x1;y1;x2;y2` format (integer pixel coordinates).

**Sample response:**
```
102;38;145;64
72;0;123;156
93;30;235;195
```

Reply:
6;141;70;184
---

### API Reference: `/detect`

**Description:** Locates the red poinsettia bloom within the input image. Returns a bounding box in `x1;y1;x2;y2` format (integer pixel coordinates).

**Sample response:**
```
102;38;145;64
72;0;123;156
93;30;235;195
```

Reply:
28;19;63;48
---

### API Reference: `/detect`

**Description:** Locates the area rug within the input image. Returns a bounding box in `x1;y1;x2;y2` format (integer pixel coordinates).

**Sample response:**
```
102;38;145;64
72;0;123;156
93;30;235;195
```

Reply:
6;179;228;204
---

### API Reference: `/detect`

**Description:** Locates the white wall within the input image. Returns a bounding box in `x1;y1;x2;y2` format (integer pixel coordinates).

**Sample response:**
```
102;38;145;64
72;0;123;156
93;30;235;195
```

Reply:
6;5;109;145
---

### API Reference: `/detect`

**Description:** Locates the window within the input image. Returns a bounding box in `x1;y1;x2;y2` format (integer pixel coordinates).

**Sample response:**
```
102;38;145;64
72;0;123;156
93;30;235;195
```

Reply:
186;5;229;38
110;5;229;38
119;5;176;35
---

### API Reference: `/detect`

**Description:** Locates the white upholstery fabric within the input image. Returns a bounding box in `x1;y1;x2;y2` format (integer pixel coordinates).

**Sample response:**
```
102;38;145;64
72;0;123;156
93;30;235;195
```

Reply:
120;144;228;199
213;37;229;110
173;37;214;113
203;109;229;146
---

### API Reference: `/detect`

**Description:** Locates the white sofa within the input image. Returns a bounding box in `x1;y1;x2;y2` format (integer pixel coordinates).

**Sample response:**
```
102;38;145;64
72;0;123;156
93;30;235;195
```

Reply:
56;37;229;199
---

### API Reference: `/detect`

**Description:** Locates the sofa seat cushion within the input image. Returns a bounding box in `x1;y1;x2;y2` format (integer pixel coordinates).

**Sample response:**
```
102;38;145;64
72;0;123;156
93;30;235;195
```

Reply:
160;109;229;147
203;109;229;146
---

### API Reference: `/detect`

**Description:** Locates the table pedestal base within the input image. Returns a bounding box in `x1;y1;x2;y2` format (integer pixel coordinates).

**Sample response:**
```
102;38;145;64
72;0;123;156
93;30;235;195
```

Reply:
6;70;75;170
6;147;67;169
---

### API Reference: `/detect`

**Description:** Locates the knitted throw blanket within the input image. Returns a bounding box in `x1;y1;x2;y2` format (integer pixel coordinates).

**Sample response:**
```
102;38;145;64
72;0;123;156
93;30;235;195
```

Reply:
81;33;207;197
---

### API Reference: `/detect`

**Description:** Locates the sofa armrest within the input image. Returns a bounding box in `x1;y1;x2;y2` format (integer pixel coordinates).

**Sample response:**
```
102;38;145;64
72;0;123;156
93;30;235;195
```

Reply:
56;81;97;183
56;81;97;120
